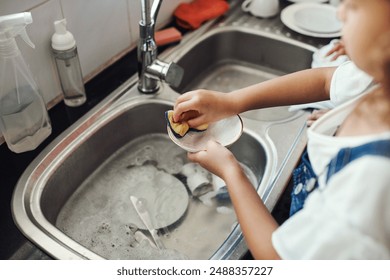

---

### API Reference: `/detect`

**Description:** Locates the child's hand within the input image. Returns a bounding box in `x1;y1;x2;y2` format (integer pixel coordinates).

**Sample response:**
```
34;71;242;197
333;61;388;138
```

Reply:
173;89;234;128
306;109;330;127
187;140;241;181
325;40;347;61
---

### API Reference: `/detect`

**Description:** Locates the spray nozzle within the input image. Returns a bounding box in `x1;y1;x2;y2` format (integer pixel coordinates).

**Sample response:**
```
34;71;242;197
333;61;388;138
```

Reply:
0;12;35;48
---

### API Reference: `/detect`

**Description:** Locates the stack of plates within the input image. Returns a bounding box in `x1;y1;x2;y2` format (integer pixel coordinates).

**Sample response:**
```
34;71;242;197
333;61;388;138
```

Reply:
281;2;342;38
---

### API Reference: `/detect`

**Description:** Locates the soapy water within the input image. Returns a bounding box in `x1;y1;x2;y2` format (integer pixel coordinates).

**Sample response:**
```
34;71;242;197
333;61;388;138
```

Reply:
56;133;259;259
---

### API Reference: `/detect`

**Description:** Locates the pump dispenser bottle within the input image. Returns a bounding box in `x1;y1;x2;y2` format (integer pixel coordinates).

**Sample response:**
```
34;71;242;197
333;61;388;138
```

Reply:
0;12;52;153
51;19;86;107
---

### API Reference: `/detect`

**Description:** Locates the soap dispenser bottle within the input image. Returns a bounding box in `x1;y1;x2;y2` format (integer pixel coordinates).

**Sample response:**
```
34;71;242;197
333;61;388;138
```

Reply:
51;19;86;107
0;12;52;153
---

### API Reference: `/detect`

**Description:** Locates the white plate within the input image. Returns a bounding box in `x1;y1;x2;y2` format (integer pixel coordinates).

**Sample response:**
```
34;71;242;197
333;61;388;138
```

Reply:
127;165;189;230
281;3;342;38
294;5;342;33
167;115;243;152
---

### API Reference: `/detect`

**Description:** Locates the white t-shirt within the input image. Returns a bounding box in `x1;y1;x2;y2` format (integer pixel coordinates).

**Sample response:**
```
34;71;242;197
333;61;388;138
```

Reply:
329;61;374;106
289;61;373;111
272;63;390;259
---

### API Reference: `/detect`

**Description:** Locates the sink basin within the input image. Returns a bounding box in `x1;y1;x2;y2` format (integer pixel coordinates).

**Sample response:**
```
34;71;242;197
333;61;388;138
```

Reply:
13;99;268;259
175;28;312;94
12;22;316;259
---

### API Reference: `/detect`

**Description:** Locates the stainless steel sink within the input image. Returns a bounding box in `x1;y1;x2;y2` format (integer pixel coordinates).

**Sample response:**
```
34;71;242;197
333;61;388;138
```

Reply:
12;7;317;260
174;29;312;93
13;99;268;260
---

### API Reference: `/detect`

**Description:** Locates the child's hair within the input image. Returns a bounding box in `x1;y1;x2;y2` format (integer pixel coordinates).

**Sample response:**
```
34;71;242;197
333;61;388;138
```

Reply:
381;32;390;93
358;29;390;123
369;30;390;93
376;31;390;124
385;59;390;93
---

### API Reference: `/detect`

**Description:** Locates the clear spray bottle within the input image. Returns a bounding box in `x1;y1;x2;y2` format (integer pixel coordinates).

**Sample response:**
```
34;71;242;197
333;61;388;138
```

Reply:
0;12;52;153
51;19;86;107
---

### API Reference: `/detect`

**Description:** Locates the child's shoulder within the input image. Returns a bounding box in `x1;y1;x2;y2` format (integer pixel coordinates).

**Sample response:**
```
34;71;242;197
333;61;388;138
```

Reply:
330;61;375;105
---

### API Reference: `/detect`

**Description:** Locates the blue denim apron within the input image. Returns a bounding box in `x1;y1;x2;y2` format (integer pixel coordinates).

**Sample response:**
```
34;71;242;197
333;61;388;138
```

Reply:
290;139;390;216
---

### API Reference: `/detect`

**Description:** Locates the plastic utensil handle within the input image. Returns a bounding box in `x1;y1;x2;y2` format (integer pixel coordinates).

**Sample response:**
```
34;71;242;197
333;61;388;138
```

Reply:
150;229;165;250
130;196;165;250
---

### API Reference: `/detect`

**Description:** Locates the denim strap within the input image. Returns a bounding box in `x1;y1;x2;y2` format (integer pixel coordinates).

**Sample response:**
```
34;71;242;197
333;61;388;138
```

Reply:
290;139;390;217
326;139;390;183
290;150;319;216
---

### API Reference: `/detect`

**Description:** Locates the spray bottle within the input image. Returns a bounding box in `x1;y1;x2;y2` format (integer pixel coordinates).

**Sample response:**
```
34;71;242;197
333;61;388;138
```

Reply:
0;12;52;153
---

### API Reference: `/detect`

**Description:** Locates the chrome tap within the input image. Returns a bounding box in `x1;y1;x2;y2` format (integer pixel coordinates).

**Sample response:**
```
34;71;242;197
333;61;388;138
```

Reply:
138;0;184;93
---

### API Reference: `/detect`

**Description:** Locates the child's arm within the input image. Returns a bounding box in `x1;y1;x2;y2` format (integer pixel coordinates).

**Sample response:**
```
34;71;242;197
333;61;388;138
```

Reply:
188;141;280;259
174;67;335;128
229;67;335;112
224;162;280;259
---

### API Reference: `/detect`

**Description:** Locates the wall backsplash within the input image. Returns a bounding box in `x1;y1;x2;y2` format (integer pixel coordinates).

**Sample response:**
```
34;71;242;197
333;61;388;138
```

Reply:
0;0;191;107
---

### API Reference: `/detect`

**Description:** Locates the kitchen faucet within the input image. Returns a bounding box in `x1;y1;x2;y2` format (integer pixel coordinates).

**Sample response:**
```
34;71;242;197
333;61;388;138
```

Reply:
138;0;184;93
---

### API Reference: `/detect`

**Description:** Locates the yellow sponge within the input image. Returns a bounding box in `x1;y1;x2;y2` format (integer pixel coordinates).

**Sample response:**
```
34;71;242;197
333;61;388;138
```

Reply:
165;110;189;138
165;110;208;138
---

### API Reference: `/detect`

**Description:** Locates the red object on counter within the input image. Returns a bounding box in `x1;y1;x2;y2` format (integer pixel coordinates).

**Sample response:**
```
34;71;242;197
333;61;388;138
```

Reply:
155;27;182;46
174;0;230;30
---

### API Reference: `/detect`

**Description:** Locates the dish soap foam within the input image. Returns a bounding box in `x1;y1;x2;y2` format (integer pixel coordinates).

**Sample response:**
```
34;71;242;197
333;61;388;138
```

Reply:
0;12;51;153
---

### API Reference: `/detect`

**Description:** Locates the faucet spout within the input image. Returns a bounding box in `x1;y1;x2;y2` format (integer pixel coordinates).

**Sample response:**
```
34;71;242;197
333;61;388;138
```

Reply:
137;0;183;93
151;0;163;23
